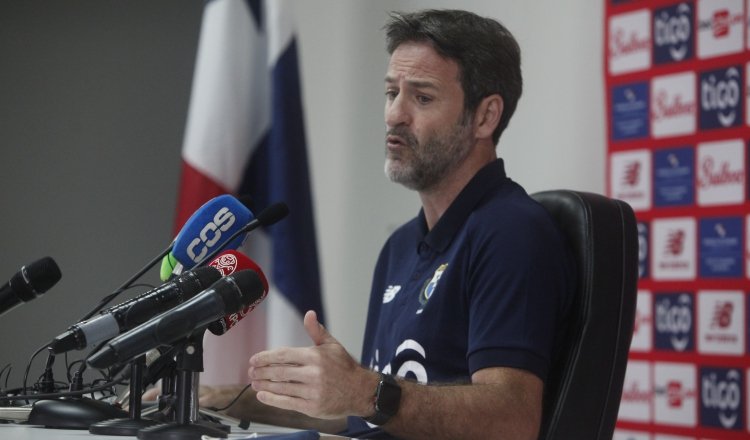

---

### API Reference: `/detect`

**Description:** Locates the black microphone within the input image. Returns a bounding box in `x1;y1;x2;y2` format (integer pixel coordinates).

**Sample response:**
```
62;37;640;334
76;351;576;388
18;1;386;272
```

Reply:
191;202;289;269
0;257;61;316
48;266;221;354
87;269;266;369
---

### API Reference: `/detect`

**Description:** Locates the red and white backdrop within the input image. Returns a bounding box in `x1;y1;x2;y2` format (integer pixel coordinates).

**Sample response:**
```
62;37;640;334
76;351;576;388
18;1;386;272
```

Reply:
606;0;750;439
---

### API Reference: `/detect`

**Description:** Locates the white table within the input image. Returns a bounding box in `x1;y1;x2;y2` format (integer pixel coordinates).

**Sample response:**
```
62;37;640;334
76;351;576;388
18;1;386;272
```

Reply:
0;422;343;439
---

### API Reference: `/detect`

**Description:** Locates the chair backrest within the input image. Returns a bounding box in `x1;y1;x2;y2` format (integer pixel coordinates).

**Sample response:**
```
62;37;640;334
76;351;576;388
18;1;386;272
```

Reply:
532;190;638;440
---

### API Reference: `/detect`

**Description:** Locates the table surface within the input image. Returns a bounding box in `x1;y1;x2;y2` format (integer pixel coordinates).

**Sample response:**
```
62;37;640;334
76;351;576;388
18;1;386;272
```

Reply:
0;420;346;439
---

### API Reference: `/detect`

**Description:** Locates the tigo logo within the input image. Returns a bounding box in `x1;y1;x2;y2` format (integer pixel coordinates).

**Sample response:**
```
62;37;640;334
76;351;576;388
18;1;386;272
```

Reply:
655;293;694;352
700;367;744;430
654;3;694;64
700;65;743;129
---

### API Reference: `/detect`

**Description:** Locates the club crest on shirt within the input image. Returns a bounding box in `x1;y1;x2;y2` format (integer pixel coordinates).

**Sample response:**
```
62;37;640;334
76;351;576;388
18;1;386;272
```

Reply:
417;263;448;314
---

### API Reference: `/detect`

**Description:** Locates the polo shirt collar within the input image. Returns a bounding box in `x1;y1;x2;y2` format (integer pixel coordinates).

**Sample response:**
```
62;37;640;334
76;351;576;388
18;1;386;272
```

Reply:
417;158;508;253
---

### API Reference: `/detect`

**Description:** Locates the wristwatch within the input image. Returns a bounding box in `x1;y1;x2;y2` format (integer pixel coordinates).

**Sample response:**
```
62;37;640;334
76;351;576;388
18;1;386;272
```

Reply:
364;373;401;426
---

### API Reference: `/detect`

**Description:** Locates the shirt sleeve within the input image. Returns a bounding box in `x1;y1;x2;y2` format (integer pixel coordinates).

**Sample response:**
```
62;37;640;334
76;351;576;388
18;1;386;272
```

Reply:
464;207;572;381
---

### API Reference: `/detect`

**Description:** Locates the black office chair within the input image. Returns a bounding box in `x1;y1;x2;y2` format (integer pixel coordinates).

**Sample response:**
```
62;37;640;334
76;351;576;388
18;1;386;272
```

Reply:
531;190;638;440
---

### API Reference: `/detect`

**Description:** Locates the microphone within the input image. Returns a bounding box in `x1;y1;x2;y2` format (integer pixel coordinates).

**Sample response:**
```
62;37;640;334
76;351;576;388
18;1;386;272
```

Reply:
0;257;61;316
78;195;252;322
190;202;290;271
171;194;254;267
87;269;267;369
159;252;179;282
205;250;269;335
48;266;222;354
158;195;258;282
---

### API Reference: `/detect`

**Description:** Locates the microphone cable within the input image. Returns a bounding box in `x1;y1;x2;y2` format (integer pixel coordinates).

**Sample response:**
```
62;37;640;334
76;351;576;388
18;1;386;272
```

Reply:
0;377;125;403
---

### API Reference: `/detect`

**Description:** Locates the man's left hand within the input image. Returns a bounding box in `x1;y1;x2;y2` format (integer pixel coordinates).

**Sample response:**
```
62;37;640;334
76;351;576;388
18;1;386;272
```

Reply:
248;310;378;420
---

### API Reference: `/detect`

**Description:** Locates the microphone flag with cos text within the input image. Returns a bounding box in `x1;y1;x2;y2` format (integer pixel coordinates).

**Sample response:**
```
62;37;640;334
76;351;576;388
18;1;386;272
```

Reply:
174;0;324;385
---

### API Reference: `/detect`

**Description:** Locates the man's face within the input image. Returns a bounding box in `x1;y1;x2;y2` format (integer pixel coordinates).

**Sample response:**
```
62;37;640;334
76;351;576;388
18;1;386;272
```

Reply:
384;42;474;191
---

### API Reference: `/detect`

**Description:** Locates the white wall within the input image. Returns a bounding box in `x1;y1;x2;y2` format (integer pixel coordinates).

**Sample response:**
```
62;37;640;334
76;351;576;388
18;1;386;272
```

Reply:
294;0;605;356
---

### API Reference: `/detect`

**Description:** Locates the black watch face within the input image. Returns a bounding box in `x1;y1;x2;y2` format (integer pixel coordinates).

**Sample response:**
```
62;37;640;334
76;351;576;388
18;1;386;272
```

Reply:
377;376;401;416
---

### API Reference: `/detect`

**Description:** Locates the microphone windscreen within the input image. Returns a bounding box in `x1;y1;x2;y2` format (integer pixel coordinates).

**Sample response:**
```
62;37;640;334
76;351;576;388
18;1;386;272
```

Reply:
25;256;62;292
217;270;266;313
159;252;179;282
12;256;62;301
207;250;269;335
172;195;253;267
257;202;289;227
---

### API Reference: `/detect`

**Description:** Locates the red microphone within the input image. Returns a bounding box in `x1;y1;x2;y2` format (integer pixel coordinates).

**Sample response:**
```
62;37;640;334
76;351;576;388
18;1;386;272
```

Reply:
206;250;269;335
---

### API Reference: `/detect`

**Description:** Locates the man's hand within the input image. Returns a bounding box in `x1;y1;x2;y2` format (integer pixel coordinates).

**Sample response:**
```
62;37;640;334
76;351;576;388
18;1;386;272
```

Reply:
248;310;379;419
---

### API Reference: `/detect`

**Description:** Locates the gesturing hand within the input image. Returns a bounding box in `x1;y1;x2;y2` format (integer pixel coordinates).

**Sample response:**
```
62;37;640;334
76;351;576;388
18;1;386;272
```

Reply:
247;310;378;419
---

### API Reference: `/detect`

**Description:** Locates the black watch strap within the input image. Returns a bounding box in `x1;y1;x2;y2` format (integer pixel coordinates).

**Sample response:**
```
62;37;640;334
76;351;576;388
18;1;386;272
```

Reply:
364;373;401;426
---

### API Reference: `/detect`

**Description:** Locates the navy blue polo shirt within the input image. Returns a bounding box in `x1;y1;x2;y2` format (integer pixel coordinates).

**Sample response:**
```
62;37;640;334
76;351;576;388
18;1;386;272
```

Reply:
343;159;574;438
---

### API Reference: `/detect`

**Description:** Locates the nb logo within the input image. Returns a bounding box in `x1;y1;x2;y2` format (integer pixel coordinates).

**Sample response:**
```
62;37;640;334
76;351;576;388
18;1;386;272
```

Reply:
187;207;237;263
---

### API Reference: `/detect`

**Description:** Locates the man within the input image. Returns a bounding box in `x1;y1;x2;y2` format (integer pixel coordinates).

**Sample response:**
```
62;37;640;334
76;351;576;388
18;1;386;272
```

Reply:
200;9;573;439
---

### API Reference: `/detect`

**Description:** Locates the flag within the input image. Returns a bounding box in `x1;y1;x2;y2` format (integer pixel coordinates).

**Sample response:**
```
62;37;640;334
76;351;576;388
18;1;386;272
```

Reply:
174;0;325;385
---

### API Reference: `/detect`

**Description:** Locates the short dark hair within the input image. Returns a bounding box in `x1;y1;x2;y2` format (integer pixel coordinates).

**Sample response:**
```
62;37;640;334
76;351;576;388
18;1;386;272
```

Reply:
384;9;522;145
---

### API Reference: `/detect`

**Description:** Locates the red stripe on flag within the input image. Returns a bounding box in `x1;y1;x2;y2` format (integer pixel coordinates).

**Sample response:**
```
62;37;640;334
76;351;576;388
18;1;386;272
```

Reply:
174;160;231;233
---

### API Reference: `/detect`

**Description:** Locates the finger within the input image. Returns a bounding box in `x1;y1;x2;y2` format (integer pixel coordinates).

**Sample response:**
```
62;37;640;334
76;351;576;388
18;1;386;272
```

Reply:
251;379;312;400
249;364;318;383
255;390;311;415
303;310;337;346
249;347;303;367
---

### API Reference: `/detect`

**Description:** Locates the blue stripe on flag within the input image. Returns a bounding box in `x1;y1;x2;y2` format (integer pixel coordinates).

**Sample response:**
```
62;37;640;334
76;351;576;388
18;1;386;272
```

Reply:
239;37;326;325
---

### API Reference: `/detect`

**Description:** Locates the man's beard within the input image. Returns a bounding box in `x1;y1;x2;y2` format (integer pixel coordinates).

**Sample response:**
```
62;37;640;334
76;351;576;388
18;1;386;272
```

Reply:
384;117;474;192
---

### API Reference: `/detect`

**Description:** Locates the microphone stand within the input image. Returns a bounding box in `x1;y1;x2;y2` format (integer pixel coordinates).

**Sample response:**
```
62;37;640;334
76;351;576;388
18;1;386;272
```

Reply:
137;331;230;440
27;352;127;429
88;355;161;435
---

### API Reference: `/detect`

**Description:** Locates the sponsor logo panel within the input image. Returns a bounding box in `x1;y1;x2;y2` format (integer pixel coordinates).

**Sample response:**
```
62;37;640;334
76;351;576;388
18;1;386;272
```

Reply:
700;366;745;430
610;9;652;74
632;290;653;352
619;360;652;422
651;72;697;138
654;147;694;207
654;292;694;352
697;290;745;355
699;217;743;278
654;362;697;426
612;82;649;140
652;217;697;280
699;65;743;130
697;139;746;206
611;150;652;211
697;0;744;59
654;2;695;65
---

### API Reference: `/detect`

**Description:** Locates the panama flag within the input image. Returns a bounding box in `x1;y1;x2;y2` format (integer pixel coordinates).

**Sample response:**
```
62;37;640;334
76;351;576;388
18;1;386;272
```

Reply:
174;0;325;385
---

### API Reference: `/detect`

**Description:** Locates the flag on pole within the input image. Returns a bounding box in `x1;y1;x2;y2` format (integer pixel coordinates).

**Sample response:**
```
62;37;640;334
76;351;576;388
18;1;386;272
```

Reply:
174;0;325;385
